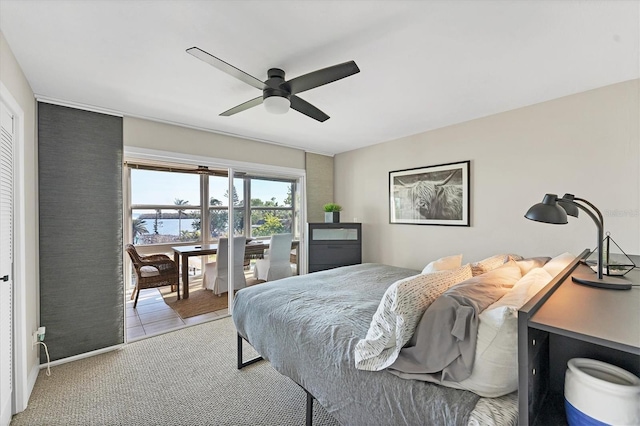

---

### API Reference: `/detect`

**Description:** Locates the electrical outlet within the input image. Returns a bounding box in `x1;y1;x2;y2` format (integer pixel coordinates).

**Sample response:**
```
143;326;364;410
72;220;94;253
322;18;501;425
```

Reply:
37;326;46;342
32;327;46;346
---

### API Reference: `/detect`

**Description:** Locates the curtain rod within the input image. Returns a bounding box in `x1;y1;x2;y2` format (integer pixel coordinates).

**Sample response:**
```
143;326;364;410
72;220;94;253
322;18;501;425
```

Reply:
124;162;232;177
124;162;296;183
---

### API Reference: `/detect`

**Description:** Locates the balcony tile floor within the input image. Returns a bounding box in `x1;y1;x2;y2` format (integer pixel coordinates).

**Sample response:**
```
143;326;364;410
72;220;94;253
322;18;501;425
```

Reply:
125;278;230;342
125;262;285;342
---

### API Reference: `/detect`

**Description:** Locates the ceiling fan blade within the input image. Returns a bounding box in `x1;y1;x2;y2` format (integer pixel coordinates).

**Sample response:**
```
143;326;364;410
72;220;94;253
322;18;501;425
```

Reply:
290;96;329;122
220;96;263;116
186;47;264;90
286;61;360;95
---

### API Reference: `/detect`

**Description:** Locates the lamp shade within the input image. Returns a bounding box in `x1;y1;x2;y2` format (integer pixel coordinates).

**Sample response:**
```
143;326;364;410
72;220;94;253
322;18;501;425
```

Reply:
263;96;290;114
558;193;579;218
525;193;568;224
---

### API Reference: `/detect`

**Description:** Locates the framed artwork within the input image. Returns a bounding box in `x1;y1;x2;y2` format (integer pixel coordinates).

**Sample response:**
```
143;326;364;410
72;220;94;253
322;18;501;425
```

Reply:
389;160;470;226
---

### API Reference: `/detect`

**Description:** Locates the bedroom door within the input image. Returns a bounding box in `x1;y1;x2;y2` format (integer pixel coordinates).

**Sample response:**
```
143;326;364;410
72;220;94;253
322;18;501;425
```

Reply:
0;102;15;425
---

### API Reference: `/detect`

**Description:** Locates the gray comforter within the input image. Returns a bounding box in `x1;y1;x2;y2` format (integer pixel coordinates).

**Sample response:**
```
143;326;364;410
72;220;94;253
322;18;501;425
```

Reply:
232;263;481;426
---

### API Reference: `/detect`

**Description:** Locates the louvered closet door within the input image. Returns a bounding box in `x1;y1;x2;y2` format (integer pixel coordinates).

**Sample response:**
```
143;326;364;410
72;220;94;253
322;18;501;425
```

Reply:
0;103;14;425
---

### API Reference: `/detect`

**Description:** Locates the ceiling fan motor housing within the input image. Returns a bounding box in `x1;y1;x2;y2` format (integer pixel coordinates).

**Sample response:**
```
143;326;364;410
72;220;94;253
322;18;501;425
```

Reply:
263;68;290;101
262;68;291;114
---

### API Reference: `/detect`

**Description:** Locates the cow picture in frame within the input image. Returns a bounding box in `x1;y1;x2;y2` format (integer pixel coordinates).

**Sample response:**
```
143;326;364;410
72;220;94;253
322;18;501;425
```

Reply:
389;160;470;226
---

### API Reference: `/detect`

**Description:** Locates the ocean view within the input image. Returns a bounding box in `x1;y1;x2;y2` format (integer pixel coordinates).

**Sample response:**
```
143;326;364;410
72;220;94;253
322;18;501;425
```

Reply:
134;217;199;236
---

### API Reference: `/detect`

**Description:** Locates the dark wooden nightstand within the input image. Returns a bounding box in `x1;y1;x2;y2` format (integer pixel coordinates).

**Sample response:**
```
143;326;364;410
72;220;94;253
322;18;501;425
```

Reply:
518;251;640;425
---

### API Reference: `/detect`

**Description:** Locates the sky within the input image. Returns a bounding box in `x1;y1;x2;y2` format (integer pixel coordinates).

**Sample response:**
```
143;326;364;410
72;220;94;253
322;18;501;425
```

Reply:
130;169;291;206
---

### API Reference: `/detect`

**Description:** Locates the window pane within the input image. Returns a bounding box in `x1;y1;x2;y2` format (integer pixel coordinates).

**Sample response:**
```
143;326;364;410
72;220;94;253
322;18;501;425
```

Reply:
249;178;294;238
132;209;200;244
208;208;227;238
250;179;292;207
209;176;244;207
131;169;199;206
208;208;244;238
232;208;245;236
251;209;293;237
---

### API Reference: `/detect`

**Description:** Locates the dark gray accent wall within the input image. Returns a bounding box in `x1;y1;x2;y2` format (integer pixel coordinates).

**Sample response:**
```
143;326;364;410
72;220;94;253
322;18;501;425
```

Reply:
38;102;123;361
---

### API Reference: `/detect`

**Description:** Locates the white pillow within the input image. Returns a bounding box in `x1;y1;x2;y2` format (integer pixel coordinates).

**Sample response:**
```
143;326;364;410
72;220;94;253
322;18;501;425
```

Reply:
542;252;576;277
354;264;473;371
489;268;553;311
470;253;522;276
422;254;463;274
442;267;553;397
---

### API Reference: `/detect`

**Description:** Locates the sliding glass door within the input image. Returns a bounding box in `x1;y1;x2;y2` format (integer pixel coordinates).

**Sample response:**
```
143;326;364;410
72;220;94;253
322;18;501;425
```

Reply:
124;161;305;332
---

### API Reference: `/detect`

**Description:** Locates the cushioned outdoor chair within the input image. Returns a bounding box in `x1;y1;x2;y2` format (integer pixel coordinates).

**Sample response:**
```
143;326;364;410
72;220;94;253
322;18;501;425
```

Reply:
254;233;294;282
125;244;180;308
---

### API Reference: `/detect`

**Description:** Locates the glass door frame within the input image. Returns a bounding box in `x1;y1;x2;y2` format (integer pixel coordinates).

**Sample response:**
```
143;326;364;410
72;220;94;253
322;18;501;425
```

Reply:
123;147;307;317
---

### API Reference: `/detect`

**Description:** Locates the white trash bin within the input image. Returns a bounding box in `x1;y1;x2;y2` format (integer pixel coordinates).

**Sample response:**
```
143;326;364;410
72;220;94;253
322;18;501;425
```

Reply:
564;358;640;425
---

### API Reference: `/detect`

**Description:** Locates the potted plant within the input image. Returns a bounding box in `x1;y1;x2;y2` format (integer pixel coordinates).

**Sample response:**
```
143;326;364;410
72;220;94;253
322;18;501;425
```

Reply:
323;203;342;223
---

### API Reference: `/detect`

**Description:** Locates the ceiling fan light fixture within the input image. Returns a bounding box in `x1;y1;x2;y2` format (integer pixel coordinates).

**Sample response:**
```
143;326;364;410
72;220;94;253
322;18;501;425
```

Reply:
187;47;358;121
263;95;290;114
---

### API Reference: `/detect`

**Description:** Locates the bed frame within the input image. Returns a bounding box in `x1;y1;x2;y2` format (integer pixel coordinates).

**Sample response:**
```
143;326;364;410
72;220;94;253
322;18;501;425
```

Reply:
238;334;316;425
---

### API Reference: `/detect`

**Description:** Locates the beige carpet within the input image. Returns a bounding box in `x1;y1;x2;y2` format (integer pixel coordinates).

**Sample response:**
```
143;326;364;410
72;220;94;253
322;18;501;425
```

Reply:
11;317;340;426
160;278;263;319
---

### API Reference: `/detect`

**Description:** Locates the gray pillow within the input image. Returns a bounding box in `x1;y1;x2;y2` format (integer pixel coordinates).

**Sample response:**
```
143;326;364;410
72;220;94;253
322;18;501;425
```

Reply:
389;260;522;383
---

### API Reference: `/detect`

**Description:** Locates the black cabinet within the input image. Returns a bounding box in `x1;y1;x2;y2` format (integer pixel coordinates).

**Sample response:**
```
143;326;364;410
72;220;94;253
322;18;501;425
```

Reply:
307;223;362;273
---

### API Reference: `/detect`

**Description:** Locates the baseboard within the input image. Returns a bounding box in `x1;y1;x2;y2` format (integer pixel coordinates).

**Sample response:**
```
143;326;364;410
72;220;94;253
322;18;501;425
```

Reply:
44;344;124;368
27;362;39;398
10;361;40;417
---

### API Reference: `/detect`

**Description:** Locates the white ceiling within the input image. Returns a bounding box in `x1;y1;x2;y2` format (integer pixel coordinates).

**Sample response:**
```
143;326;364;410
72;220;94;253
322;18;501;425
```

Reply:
1;1;638;156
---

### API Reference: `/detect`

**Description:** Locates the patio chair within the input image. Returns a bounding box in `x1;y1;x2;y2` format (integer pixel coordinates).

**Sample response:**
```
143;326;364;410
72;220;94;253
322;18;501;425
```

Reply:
253;233;294;281
203;236;247;295
125;244;180;308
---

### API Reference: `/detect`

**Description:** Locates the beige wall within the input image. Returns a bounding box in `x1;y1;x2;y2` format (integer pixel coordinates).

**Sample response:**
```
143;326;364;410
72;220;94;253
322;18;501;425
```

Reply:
335;80;640;270
305;152;334;223
0;31;39;402
123;117;305;170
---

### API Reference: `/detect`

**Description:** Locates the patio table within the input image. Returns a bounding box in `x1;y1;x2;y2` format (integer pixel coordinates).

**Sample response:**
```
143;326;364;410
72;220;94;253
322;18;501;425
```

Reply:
172;240;299;298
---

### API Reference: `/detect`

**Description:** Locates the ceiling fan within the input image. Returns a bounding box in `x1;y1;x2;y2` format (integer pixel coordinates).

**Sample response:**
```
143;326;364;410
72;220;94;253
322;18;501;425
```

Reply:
186;47;360;122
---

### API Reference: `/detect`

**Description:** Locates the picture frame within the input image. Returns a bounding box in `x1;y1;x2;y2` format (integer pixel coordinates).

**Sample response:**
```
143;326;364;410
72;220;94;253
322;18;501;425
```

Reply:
389;160;470;226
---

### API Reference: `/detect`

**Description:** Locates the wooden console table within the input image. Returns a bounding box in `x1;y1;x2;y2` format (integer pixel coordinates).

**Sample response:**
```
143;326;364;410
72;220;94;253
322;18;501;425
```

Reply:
518;251;640;425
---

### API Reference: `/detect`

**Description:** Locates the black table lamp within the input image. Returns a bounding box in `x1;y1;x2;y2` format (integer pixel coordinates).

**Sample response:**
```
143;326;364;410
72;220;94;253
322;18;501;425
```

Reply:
525;193;632;290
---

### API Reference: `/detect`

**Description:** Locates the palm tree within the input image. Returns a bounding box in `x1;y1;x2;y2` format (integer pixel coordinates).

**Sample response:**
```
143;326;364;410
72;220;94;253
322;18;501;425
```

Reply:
132;218;148;243
154;209;162;234
174;199;189;236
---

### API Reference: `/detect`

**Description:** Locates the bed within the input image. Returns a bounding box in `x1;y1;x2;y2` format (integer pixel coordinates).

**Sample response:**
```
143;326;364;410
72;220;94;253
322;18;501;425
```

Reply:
232;262;527;426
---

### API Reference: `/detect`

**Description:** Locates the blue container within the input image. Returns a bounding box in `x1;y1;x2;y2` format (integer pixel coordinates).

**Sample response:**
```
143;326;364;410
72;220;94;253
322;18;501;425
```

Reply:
564;399;607;426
